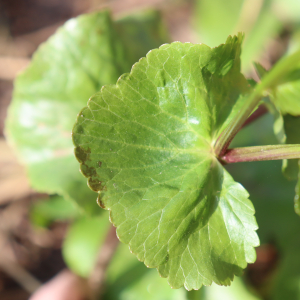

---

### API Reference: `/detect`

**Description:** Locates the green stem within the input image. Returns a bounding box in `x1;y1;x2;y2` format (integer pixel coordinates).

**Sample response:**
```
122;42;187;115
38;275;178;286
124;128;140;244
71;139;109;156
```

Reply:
221;144;300;164
214;49;300;157
214;90;263;157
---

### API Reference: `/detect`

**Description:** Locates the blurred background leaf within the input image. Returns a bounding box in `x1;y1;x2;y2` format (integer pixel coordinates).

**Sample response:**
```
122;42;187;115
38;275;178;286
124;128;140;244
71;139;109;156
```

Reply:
62;212;110;278
30;195;81;228
104;243;187;300
5;10;170;215
227;112;300;299
103;244;261;300
192;0;300;72
2;0;300;298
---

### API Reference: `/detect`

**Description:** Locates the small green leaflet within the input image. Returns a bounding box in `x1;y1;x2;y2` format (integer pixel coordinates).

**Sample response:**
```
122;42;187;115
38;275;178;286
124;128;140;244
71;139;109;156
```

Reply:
281;115;300;180
269;69;300;116
284;115;300;215
253;62;267;79
254;60;300;216
270;82;300;116
259;54;300;216
5;10;169;214
265;106;300;216
73;34;259;290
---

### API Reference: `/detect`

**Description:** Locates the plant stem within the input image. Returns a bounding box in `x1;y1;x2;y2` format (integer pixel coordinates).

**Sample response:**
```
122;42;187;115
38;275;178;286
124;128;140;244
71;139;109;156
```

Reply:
214;91;263;157
241;104;268;128
214;49;300;157
221;144;300;164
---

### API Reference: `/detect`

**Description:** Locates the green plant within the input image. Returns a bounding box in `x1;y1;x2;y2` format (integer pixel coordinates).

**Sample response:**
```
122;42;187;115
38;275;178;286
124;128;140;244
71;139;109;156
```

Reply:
6;3;300;300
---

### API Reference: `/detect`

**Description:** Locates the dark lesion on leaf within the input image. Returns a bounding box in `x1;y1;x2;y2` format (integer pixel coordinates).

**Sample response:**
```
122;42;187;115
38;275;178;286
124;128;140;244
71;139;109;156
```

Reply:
75;146;107;192
81;163;97;177
97;194;106;209
88;177;107;192
74;146;91;163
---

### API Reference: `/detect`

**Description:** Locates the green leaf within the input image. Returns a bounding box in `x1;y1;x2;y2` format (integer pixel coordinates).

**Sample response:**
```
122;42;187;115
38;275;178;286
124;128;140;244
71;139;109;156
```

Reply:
192;0;282;72
253;102;300;216
115;10;170;67
261;50;300;215
228;107;300;300
264;99;286;144
240;1;281;72
272;0;300;22
270;78;300;116
266;50;300;116
62;213;110;277
73;35;259;289
254;59;300;183
281;115;300;181
188;276;261;300
295;170;300;216
30;195;80;227
253;62;267;79
193;0;245;47
5;10;169;214
104;243;187;300
228;113;300;299
106;244;261;300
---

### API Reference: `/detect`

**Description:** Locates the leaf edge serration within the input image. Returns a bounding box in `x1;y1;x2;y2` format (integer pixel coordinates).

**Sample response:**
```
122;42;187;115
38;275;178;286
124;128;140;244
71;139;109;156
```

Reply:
72;38;259;290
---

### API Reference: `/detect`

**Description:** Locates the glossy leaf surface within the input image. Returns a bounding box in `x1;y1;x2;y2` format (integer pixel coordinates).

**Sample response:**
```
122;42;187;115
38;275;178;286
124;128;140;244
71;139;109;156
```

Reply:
73;35;259;289
6;10;169;214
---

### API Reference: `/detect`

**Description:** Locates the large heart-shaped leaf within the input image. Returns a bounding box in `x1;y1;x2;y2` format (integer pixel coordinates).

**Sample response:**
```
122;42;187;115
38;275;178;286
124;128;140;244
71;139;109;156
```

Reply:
5;10;169;214
73;35;259;289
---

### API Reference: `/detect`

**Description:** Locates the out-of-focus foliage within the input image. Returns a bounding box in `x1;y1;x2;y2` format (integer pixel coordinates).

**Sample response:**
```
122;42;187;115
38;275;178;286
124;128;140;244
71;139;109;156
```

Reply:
104;244;261;300
62;213;110;277
193;0;300;71
228;113;300;299
30;195;80;227
6;1;300;298
5;10;169;215
6;7;170;285
193;0;245;48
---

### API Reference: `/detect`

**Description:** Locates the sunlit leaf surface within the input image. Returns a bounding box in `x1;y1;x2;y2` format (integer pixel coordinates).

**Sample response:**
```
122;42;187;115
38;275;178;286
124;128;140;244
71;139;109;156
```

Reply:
73;34;259;289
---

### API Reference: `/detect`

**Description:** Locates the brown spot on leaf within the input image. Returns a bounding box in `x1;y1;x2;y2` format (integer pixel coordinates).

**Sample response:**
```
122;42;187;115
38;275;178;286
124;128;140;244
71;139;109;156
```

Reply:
88;178;103;192
75;146;91;163
81;163;96;177
97;194;105;209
